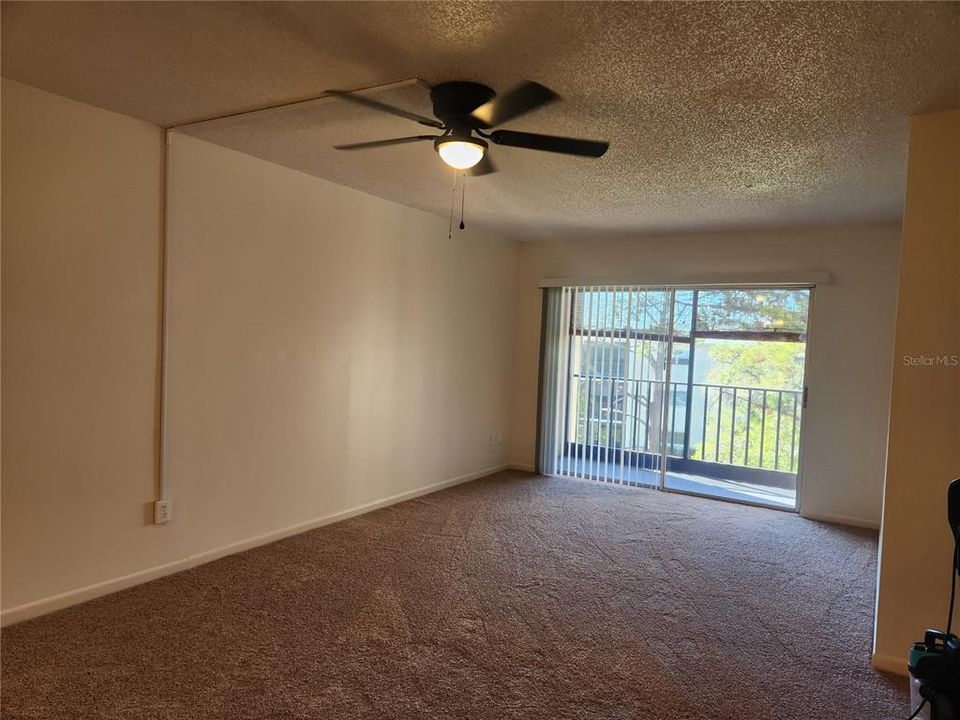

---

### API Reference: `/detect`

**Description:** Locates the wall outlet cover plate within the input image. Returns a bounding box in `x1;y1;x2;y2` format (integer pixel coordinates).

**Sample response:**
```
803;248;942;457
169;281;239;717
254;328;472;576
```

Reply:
154;499;172;524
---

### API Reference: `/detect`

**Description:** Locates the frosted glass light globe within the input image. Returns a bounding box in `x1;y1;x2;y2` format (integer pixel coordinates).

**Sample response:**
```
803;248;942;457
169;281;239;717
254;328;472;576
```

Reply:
437;139;485;169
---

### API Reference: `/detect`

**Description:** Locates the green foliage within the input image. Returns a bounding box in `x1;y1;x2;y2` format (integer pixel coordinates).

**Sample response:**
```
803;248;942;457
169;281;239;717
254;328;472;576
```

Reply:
691;386;801;472
691;340;805;471
703;340;805;391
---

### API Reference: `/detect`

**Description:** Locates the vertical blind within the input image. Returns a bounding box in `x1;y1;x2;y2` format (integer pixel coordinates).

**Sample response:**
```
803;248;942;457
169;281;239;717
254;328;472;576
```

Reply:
539;285;677;487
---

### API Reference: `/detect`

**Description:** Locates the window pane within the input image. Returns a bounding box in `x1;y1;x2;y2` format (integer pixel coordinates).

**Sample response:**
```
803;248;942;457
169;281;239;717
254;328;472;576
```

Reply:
695;289;810;335
673;290;695;337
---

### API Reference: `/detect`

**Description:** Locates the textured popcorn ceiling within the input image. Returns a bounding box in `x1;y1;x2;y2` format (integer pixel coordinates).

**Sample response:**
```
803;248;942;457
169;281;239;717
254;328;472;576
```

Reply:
3;1;959;239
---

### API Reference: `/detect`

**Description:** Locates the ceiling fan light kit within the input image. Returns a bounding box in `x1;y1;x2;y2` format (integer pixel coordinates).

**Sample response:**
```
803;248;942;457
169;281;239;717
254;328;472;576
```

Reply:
435;133;487;170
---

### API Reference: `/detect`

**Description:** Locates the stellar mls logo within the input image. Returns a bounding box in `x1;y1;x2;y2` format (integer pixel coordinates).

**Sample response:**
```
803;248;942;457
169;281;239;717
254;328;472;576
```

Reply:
903;354;960;367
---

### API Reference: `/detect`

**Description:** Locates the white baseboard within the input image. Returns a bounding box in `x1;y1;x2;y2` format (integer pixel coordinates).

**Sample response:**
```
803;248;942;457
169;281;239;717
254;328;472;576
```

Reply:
872;652;908;676
1;463;508;627
508;463;536;473
800;510;881;530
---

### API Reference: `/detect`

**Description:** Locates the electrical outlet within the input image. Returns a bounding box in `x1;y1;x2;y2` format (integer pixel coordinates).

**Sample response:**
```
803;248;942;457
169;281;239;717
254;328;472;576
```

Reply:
488;431;495;444
496;431;503;445
154;499;172;525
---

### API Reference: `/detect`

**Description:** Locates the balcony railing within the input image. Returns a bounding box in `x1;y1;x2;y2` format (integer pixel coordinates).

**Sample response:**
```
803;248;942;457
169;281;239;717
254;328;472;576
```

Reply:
569;374;803;475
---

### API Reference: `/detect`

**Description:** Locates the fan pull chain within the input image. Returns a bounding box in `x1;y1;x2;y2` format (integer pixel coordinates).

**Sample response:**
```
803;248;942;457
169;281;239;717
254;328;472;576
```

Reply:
459;173;466;230
448;172;458;239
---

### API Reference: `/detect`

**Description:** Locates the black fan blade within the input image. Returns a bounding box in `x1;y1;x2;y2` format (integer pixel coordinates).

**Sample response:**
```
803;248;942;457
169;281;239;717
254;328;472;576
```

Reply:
326;90;443;128
334;135;437;150
466;155;497;176
470;81;558;128
490;130;608;157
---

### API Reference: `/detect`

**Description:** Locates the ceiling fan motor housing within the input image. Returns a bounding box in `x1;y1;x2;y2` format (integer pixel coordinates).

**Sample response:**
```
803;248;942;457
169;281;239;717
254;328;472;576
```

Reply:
430;82;495;131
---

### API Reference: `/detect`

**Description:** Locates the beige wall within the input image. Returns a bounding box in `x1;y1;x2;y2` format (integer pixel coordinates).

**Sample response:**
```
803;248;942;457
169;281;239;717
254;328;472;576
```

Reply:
162;133;517;560
874;109;960;672
2;80;164;611
509;225;902;527
1;80;518;618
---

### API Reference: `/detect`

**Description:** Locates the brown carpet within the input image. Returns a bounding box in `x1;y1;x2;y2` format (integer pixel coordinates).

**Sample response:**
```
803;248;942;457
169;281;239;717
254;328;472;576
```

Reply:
2;471;907;719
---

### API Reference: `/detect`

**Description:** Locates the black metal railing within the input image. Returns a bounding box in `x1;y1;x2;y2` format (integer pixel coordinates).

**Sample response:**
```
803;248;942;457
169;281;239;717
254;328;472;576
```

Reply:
569;374;802;474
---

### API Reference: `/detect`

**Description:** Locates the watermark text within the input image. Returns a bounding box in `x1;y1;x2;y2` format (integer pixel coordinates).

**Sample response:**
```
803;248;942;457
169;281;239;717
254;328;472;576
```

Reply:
903;354;960;367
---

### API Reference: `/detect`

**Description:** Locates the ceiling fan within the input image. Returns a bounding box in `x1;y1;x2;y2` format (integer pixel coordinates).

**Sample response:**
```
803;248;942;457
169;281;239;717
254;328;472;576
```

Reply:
327;81;609;175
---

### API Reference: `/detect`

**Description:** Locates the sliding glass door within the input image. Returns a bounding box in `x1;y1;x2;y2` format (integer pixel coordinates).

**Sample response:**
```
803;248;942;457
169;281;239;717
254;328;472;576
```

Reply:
538;285;812;510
